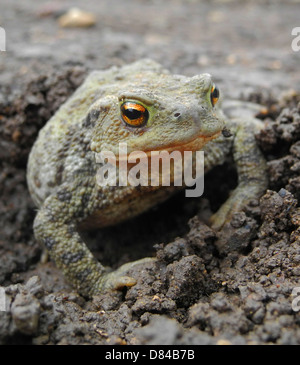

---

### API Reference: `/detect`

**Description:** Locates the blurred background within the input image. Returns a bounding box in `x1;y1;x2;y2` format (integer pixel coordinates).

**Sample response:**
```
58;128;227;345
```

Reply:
0;0;299;98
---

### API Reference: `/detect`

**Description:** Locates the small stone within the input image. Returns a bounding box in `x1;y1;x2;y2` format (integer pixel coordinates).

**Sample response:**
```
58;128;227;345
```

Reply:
217;339;232;345
230;212;246;228
11;292;40;335
58;8;96;28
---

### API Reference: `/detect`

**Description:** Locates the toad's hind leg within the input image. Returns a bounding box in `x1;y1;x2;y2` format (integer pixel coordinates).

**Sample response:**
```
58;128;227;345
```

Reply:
209;117;268;230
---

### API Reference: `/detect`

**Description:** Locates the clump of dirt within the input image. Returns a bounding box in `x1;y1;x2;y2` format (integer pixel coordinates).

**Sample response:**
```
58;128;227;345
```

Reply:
257;98;300;202
0;65;299;345
0;64;87;286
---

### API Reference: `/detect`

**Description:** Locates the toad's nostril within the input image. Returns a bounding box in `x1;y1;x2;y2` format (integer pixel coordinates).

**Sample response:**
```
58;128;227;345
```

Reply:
174;112;181;118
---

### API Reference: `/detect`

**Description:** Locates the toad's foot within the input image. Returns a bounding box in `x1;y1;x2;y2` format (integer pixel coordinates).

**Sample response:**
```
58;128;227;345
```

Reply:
209;184;259;231
94;257;156;294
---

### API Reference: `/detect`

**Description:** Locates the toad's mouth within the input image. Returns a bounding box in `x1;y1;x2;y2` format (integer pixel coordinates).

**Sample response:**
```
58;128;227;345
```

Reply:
115;130;221;162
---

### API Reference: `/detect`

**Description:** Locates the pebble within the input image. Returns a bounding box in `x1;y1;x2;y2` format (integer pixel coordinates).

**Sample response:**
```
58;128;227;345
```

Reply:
58;8;96;28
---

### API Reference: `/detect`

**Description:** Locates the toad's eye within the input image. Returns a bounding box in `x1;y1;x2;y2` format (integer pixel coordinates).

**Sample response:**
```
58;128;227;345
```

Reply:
210;84;220;107
120;102;149;127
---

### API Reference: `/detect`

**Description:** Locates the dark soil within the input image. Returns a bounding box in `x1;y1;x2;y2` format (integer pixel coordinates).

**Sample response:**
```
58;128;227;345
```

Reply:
0;0;299;345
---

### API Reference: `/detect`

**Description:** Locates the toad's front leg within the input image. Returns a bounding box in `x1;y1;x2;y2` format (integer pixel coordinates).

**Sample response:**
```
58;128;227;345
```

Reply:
33;180;139;298
209;117;268;230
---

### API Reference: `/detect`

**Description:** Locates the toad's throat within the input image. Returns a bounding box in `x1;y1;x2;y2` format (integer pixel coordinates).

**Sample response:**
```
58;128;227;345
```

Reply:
111;131;221;163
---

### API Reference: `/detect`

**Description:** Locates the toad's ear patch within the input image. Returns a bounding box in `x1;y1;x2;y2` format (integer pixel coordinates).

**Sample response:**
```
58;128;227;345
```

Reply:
83;109;101;128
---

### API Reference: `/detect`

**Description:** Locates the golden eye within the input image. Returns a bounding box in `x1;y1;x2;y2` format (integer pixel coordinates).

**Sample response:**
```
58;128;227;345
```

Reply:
120;102;149;127
210;84;220;107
